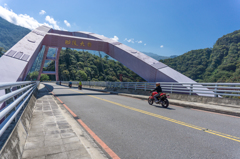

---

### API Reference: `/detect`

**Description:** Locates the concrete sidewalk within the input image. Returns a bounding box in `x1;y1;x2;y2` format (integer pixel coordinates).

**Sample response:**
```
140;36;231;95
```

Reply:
21;84;107;159
112;92;240;117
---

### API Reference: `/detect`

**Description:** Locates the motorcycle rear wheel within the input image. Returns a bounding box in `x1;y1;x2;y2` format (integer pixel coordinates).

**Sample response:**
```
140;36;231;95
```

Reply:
148;98;153;105
161;99;169;108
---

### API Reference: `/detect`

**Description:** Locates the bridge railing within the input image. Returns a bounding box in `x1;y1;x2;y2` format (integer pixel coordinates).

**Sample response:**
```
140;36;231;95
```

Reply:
78;81;240;97
0;81;39;137
54;81;240;97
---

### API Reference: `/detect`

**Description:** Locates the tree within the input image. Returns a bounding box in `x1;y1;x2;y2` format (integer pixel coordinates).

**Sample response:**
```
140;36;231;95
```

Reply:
104;55;109;61
0;47;6;57
62;70;70;80
25;71;39;81
40;74;50;81
76;70;87;81
45;48;146;82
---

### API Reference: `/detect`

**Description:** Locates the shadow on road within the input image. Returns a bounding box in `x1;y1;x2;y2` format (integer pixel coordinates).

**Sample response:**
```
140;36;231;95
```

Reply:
153;105;175;110
43;84;54;92
43;83;113;96
54;93;115;96
48;88;69;89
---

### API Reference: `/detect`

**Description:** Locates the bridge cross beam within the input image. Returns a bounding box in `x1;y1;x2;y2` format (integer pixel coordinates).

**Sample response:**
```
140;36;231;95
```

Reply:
37;46;62;81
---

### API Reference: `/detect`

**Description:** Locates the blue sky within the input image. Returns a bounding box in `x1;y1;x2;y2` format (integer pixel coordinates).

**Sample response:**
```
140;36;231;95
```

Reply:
0;0;240;56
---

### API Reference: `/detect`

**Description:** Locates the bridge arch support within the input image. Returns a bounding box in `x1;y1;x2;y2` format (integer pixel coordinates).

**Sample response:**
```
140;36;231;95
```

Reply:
0;25;196;84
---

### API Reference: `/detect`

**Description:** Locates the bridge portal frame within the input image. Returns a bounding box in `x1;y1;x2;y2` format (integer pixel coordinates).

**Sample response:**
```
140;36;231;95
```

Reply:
0;25;197;84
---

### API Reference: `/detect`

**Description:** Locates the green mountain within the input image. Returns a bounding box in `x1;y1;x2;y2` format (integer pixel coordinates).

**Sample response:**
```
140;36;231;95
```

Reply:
41;48;146;82
160;30;240;83
0;17;30;50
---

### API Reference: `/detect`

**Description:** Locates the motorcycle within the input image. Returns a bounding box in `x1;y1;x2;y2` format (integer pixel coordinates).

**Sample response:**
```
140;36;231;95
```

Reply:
78;85;82;90
148;91;169;108
69;83;72;88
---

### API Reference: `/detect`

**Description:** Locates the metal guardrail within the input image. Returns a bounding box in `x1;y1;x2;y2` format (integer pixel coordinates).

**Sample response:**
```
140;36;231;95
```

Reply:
0;81;39;137
56;81;240;97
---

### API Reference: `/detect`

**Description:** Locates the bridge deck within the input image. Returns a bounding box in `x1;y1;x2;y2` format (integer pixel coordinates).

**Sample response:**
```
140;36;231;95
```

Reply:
44;82;240;159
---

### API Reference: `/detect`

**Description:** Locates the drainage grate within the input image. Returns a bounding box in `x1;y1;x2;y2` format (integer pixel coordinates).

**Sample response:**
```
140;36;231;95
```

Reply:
21;54;30;61
14;52;23;59
5;50;17;57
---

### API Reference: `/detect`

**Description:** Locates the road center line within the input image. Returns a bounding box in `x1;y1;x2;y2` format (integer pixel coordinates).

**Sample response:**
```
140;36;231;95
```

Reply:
70;89;240;143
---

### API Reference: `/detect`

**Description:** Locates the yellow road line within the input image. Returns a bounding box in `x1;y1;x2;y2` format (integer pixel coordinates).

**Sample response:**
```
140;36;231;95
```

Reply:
70;89;240;143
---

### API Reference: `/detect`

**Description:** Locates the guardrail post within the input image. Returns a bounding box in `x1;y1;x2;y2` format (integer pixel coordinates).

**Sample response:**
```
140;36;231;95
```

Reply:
214;84;218;97
127;83;129;90
114;82;116;88
10;87;18;122
135;83;137;90
144;83;146;91
189;84;193;95
171;84;173;94
120;83;122;89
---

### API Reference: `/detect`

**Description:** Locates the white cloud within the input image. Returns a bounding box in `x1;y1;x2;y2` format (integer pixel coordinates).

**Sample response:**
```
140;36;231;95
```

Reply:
144;44;146;46
64;20;71;27
0;5;43;30
45;15;60;30
124;38;134;43
0;4;64;30
125;38;143;44
160;45;164;48
39;10;46;15
111;35;119;41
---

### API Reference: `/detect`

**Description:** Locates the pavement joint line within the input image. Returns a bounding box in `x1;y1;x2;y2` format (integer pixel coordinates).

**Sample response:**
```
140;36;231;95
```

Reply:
44;84;120;159
69;88;240;143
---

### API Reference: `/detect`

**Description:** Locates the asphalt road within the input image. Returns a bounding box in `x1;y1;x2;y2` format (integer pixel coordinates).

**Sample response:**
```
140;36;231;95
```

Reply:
45;83;240;159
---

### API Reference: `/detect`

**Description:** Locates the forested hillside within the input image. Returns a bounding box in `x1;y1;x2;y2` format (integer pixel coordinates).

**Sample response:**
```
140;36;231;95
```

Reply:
0;47;6;57
41;48;146;82
160;30;240;83
0;17;30;50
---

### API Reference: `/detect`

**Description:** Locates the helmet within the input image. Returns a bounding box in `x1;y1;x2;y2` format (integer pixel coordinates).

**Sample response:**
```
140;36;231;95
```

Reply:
156;83;160;86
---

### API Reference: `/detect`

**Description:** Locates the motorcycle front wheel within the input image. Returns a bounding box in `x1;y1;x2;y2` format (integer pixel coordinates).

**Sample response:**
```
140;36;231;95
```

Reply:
148;98;153;105
161;99;169;108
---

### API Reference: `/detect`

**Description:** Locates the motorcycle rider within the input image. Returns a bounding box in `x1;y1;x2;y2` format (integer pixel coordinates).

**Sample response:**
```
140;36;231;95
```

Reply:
78;81;82;90
69;80;72;87
152;83;162;103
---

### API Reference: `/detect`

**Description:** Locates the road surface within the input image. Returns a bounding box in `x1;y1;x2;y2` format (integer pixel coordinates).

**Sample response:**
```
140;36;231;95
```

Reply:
44;83;240;159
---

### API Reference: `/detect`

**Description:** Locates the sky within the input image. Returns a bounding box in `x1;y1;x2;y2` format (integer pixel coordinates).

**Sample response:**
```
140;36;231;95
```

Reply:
0;0;240;56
